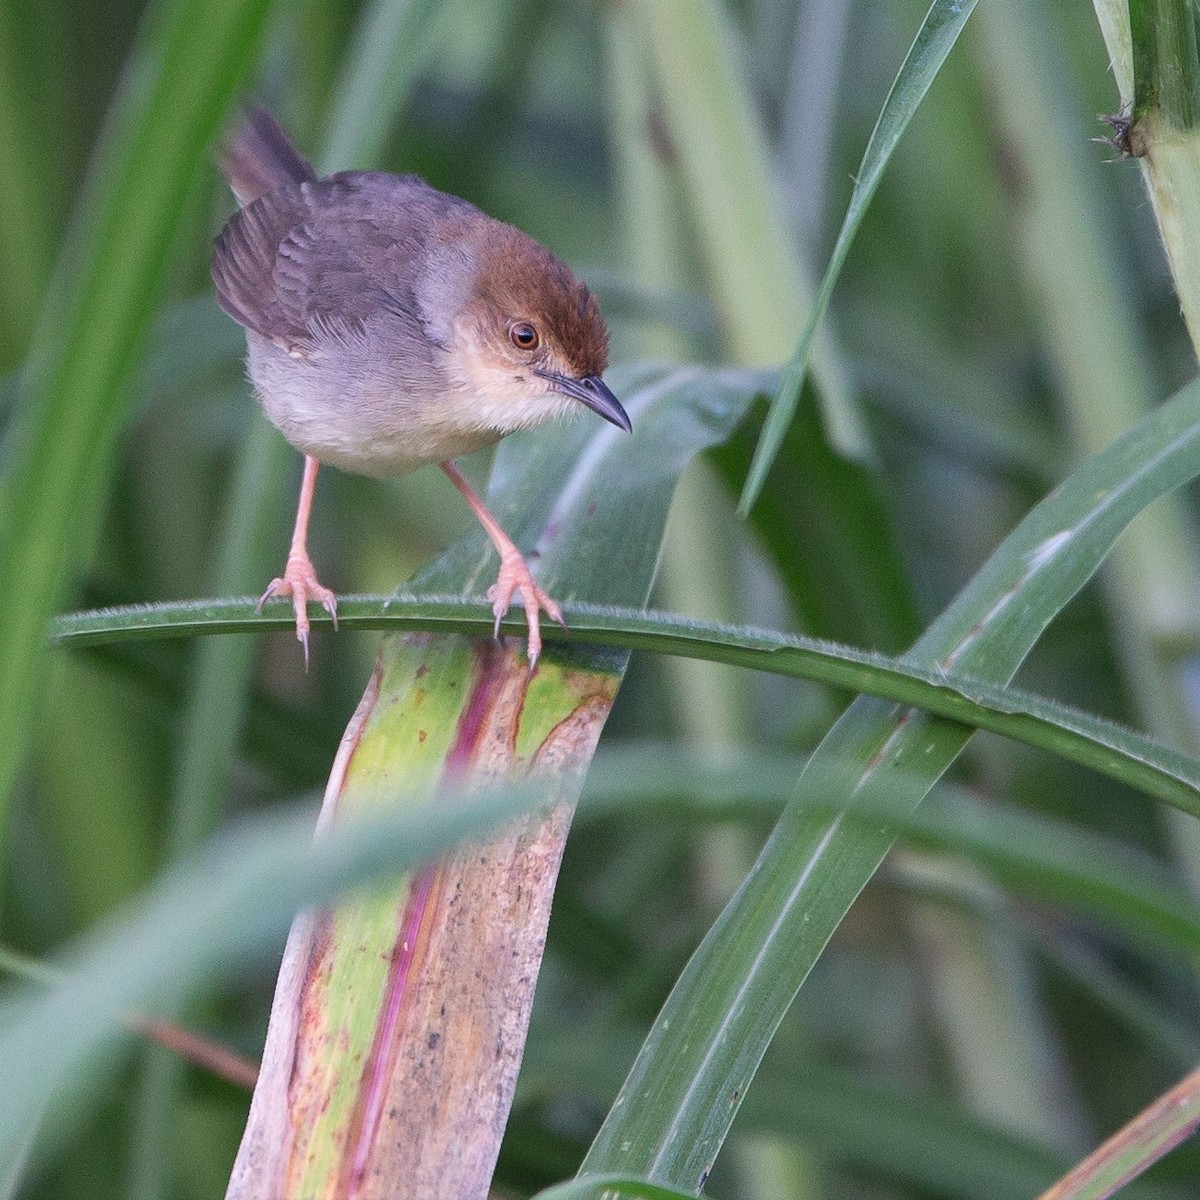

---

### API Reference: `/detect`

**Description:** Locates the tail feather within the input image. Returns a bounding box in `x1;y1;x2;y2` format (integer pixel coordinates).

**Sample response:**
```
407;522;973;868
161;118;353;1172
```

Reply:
217;106;317;207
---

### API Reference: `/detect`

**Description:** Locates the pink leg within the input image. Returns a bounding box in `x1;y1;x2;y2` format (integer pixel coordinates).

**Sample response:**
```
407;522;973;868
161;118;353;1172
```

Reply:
441;460;564;670
258;454;338;666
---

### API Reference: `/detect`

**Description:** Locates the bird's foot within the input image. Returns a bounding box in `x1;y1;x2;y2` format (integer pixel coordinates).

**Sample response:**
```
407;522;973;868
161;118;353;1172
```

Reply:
487;552;565;672
257;552;338;667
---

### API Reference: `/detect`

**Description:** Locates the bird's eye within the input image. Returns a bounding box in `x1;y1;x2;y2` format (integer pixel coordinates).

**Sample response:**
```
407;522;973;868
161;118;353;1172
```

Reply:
509;322;539;350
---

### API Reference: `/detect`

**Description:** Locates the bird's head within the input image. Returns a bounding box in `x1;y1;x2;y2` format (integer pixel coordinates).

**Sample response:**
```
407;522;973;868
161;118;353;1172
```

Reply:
446;224;631;436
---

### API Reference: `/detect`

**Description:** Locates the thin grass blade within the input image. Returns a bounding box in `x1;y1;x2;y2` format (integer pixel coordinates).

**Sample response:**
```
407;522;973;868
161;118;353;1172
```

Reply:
49;590;1200;818
8;744;1200;1191
534;1178;700;1200
738;0;979;513
636;0;863;457
1036;1061;1200;1199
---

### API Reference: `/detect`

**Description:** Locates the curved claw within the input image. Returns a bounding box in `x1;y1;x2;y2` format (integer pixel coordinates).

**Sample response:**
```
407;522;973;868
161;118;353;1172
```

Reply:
486;552;565;670
257;554;338;669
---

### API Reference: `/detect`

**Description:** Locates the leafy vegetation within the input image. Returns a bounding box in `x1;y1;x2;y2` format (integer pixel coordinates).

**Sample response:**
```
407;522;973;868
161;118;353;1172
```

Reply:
4;0;1200;1197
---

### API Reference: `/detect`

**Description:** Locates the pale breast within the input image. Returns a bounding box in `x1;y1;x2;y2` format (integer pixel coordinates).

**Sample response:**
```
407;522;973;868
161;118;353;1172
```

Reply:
246;330;503;478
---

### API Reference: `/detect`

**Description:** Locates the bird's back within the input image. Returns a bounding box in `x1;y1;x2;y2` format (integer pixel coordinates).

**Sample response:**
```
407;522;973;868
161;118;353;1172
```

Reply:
213;108;482;358
212;111;504;473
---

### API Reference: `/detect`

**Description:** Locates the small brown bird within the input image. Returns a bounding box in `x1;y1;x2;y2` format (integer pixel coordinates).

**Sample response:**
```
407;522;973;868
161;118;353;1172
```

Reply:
212;107;630;667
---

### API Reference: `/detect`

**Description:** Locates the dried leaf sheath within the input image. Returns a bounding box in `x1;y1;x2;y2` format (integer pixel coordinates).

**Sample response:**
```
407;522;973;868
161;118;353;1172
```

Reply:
225;366;764;1197
226;634;618;1199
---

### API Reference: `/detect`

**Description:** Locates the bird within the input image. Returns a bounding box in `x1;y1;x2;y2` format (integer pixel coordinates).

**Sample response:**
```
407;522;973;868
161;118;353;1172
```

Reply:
211;106;630;669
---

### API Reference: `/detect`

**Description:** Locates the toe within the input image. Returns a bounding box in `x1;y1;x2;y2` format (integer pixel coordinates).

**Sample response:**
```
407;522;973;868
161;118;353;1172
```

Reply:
488;578;516;638
487;554;562;666
542;593;565;628
292;591;311;644
259;554;338;658
257;578;284;613
522;603;542;670
321;590;339;629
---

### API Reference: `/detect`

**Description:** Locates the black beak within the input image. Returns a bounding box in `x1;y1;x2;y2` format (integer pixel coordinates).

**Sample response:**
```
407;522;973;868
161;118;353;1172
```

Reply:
541;372;632;433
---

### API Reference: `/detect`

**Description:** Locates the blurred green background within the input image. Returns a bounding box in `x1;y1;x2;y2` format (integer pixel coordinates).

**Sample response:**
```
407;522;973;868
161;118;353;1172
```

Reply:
5;0;1200;1196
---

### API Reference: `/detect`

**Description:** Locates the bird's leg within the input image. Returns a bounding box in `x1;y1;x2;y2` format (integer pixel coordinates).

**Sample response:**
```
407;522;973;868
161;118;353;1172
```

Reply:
258;454;338;665
440;460;564;670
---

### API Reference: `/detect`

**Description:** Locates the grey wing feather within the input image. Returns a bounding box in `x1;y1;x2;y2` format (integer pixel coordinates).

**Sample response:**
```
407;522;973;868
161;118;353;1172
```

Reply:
212;186;312;348
212;173;462;355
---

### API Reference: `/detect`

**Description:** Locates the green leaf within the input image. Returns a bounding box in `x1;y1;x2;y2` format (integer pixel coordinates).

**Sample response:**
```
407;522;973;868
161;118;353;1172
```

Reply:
582;374;1200;1188
635;0;864;457
0;0;275;837
49;595;1200;819
0;783;546;1168
738;0;979;514
8;745;1200;1185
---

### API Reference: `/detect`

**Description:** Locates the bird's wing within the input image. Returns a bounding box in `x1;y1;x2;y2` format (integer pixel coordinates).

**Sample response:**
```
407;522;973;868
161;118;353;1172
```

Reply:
211;173;454;355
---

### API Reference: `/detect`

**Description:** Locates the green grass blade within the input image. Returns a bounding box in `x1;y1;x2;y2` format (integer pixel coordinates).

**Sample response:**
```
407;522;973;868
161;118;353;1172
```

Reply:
0;5;54;362
318;0;451;168
534;1179;699;1200
574;750;1200;962
582;349;1200;1189
20;749;1200;985
738;0;979;514
167;419;289;856
892;792;1200;959
636;0;863;457
1037;1062;1200;1198
124;417;288;1200
0;0;274;835
0;784;545;1168
7;745;1200;1183
49;595;1200;817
